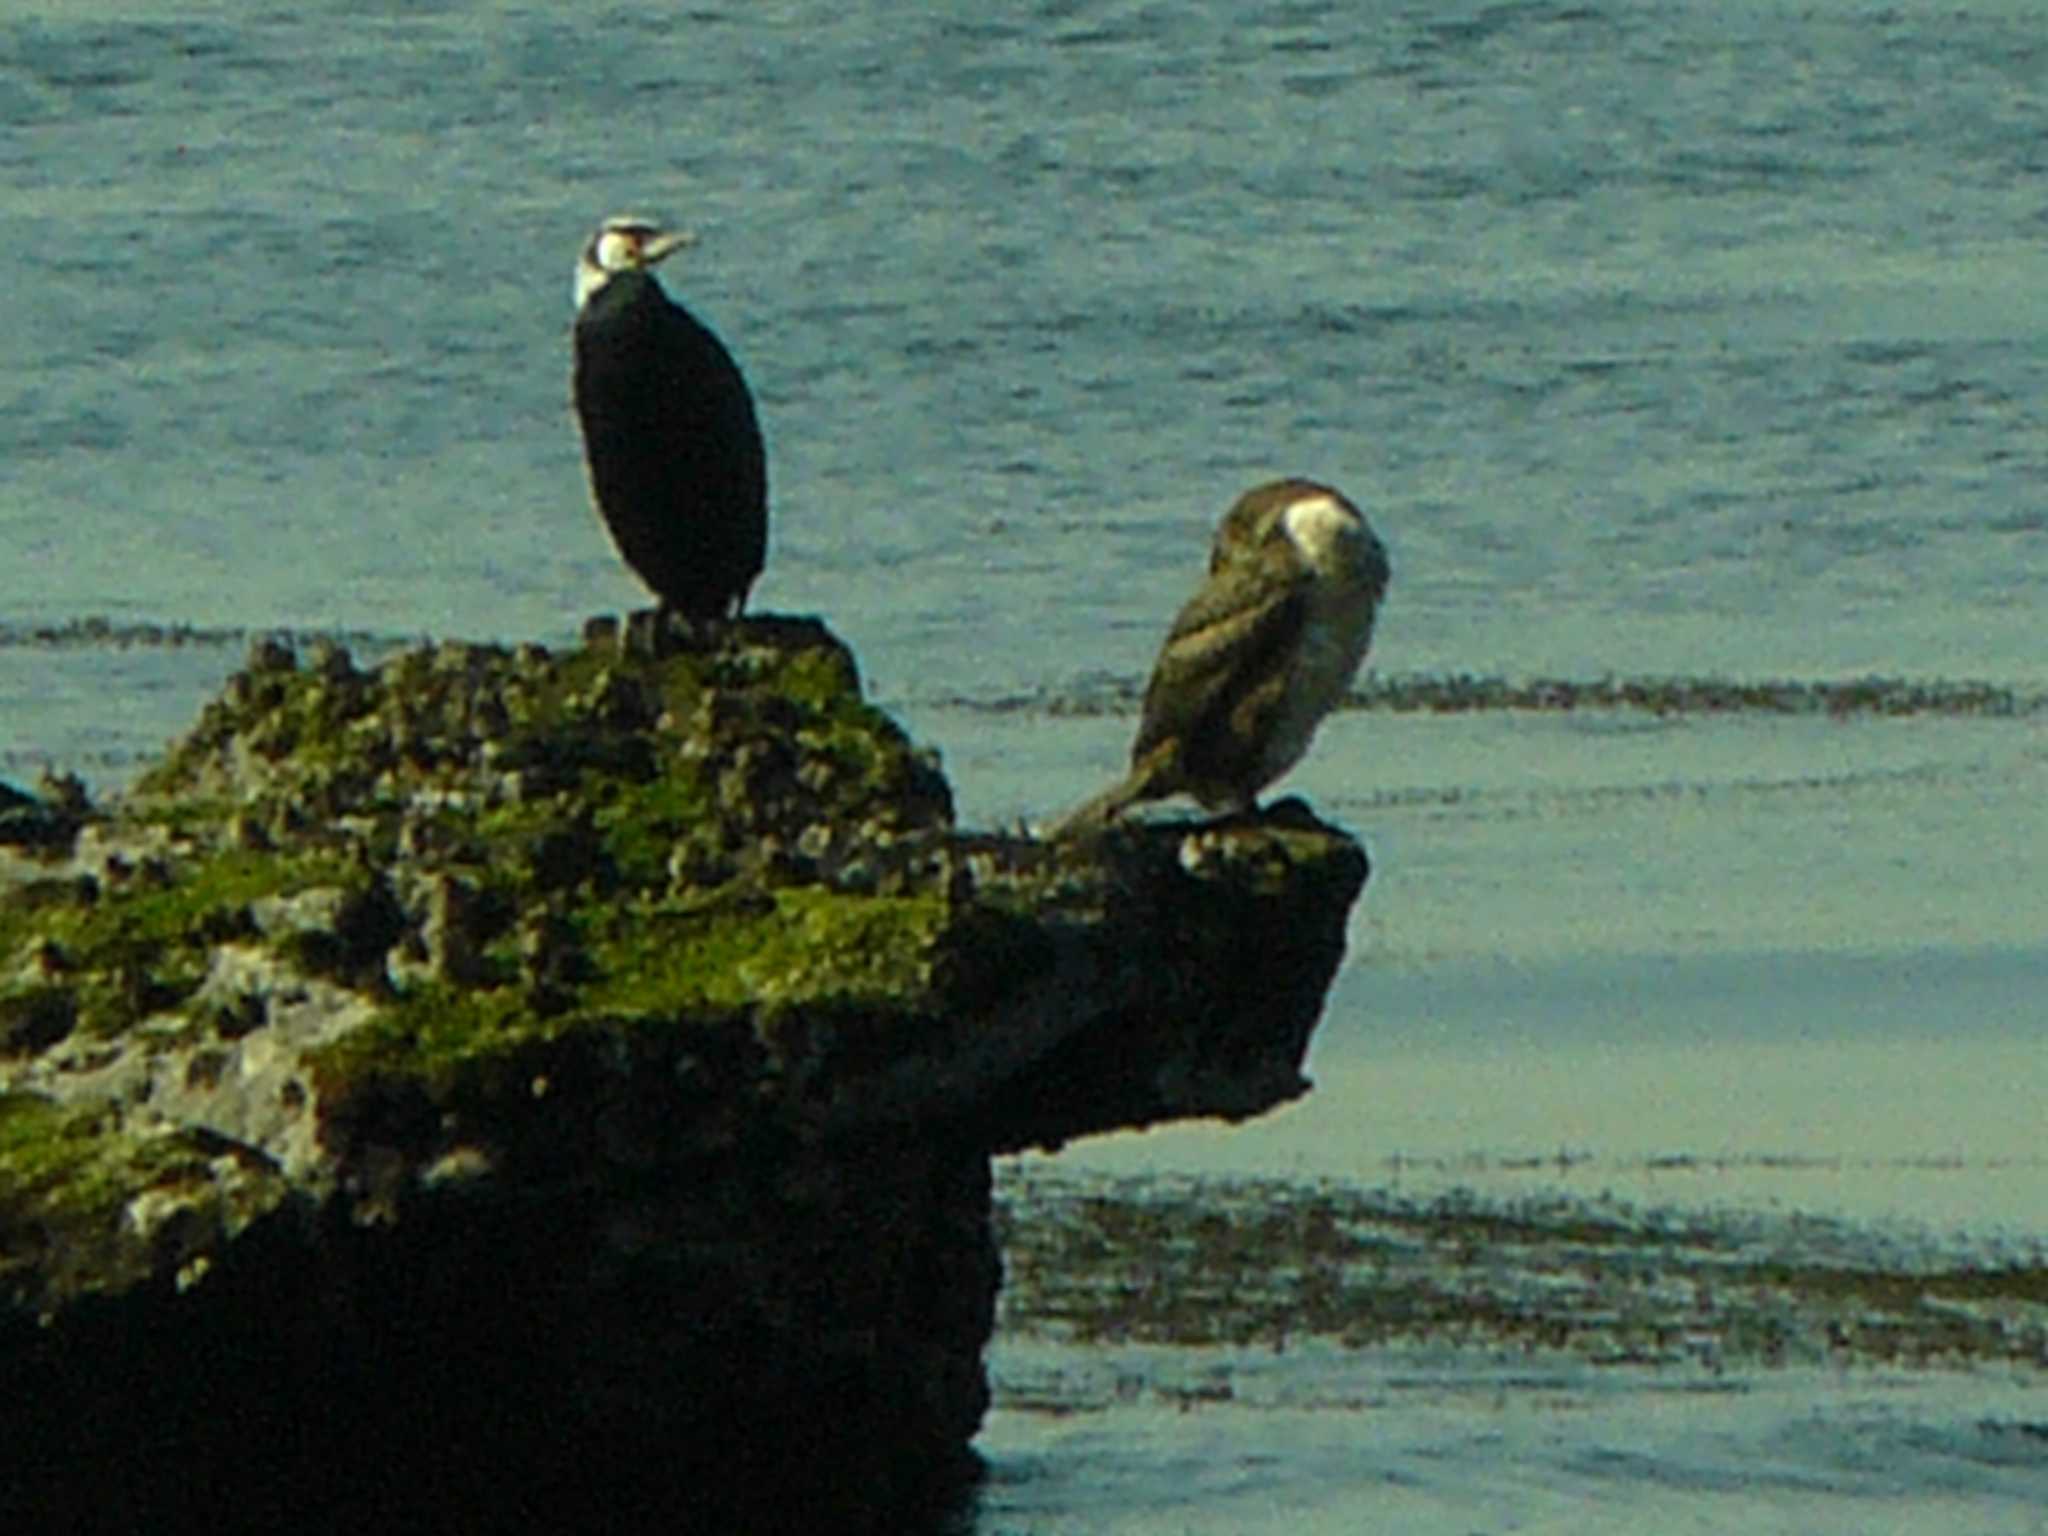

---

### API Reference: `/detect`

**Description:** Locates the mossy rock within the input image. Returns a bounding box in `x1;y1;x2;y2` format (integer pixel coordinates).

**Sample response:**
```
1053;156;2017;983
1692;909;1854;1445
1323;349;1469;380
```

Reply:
0;1091;290;1316
2;616;957;1209
17;618;950;1025
2;611;1366;1281
0;610;1371;1529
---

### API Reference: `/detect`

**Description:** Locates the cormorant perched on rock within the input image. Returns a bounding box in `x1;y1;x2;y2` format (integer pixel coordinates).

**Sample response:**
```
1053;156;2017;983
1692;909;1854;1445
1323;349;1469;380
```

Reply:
572;215;767;621
1046;478;1390;838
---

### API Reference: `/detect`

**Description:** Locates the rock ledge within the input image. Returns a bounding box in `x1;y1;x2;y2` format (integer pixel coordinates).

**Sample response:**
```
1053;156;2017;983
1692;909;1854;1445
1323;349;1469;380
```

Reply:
0;615;1368;1532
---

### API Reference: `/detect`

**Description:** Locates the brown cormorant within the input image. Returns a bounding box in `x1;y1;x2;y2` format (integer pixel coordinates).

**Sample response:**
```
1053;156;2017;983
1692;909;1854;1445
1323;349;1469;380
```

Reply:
572;215;767;620
1046;478;1390;837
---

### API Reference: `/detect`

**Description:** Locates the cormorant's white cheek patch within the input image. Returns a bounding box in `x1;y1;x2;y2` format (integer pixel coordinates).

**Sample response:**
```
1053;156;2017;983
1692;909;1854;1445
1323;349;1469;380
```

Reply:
577;223;662;310
1280;493;1363;575
595;229;643;272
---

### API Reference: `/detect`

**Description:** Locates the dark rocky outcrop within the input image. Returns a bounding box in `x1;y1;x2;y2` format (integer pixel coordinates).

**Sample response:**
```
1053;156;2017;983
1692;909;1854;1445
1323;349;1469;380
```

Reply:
0;614;1368;1533
0;772;88;853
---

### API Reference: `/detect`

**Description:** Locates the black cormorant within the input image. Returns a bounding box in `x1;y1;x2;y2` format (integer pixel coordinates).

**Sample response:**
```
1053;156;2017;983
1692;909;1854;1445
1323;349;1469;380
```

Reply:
572;214;767;620
1046;478;1390;837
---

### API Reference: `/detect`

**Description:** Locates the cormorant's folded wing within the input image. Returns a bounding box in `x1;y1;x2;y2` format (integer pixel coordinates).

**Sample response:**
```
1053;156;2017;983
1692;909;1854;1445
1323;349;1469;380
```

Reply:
1133;541;1309;781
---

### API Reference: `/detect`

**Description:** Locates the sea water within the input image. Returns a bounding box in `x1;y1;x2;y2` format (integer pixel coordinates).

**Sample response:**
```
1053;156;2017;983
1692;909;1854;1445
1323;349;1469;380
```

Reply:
4;1;2045;1527
5;0;2044;699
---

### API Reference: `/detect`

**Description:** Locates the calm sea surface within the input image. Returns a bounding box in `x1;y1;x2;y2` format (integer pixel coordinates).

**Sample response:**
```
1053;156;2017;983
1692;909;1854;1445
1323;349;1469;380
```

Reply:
5;2;2045;1528
5;0;2045;706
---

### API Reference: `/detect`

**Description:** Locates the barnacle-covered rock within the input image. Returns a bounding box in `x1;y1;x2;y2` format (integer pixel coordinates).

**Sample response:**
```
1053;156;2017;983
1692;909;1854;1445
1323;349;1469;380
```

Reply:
0;611;1370;1534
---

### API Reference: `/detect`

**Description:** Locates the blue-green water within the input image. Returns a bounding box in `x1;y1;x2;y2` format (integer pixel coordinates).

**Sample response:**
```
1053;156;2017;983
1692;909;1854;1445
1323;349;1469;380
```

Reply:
5;2;2046;1528
5;0;2044;708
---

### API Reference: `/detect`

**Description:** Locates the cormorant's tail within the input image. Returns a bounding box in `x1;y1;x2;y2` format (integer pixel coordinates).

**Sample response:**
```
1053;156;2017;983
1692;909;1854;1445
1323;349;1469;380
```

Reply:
1039;745;1176;841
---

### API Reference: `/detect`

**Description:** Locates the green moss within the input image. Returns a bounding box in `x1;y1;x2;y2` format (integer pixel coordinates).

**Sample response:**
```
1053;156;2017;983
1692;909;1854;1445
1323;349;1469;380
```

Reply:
1;1092;294;1311
124;796;237;836
304;983;548;1099
132;665;368;797
776;644;861;713
583;886;946;1015
0;1096;244;1254
254;677;375;763
128;850;350;941
797;717;888;792
0;1095;178;1221
29;622;964;1106
0;847;354;1037
516;643;663;718
305;886;950;1099
0;893;71;987
594;769;718;886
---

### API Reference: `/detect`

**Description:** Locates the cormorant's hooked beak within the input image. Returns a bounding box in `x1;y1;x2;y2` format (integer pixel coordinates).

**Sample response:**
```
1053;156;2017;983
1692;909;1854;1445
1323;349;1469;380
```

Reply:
639;228;696;265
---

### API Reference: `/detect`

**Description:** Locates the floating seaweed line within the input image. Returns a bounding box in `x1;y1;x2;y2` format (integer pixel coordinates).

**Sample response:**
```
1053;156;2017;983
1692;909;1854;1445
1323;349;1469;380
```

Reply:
1346;672;2045;718
992;1165;2048;1365
940;672;2048;720
0;615;424;654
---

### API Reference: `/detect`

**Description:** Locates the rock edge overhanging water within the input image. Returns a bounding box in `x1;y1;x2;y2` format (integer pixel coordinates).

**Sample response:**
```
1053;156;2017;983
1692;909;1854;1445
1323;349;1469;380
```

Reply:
0;612;1367;1533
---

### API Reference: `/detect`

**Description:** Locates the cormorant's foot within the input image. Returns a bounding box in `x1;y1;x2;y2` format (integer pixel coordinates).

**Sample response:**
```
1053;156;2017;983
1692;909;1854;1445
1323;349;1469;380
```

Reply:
581;610;712;659
612;607;722;659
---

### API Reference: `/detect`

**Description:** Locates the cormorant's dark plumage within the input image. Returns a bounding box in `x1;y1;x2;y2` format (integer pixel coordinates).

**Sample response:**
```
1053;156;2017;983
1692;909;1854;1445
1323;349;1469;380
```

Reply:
572;217;767;620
